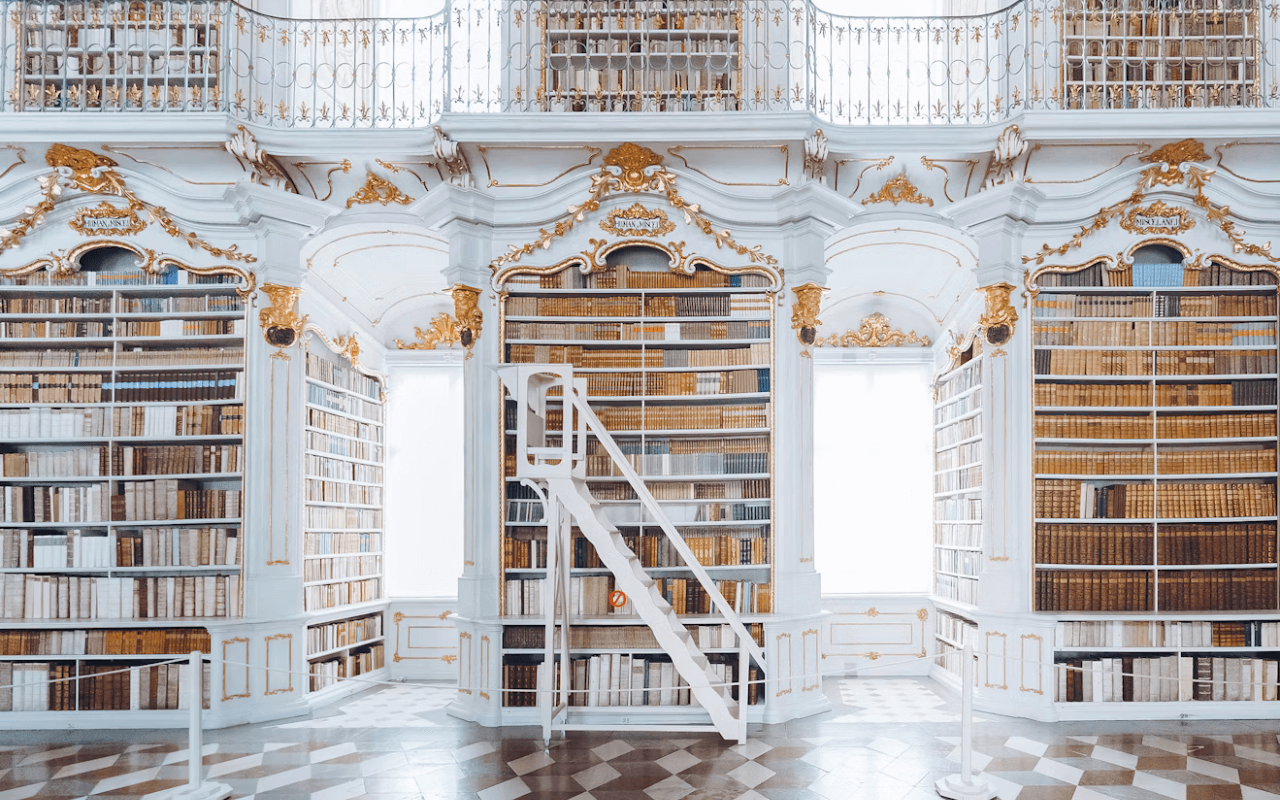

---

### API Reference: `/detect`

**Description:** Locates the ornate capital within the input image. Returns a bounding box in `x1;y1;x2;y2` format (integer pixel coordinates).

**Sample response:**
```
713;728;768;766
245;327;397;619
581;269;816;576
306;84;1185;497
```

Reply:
451;285;484;350
816;313;932;348
396;312;462;350
979;282;1018;346
803;129;828;181
790;283;824;345
259;284;308;348
433;126;473;188
862;174;933;207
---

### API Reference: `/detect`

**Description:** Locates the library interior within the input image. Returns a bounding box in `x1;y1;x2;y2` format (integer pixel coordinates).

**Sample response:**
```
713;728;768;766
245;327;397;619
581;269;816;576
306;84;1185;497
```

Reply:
2;0;1280;798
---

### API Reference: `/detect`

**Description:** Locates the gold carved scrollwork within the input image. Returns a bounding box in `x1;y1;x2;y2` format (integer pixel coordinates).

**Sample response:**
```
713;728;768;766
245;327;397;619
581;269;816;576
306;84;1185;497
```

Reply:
790;283;824;346
396;312;462;350
259;284;308;348
68;201;147;236
599;203;675;238
451;285;484;352
979;283;1018;346
1139;138;1211;187
604;142;665;191
862;174;934;207
47;143;124;193
815;313;932;348
345;171;414;208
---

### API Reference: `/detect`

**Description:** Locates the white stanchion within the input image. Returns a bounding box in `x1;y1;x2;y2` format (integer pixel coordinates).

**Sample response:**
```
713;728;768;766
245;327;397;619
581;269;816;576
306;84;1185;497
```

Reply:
935;644;997;800
144;652;232;800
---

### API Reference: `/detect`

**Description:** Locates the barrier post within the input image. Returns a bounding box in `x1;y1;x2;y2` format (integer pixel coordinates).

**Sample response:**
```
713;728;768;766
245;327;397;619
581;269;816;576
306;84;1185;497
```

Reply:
144;652;232;800
934;644;996;800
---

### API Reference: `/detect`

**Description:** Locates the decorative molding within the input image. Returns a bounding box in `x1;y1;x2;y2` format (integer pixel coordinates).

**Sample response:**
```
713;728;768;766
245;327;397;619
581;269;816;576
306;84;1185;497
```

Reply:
289;158;351;200
0;240;254;297
68;201;147;236
396;312;462;350
264;633;294;696
920;156;979;201
225;125;297;193
984;631;1008;691
259;284;308;348
666;143;790;187
1139;138;1211;186
451;285;484;352
815;313;931;348
375;158;442;192
834;156;894;195
599;203;675;238
803;130;827;182
220;637;251;701
392;613;460;665
861;174;934;206
490;143;779;278
937;323;985;378
1023;142;1151;185
345;171;414;208
979;282;1018;346
1020;633;1045;696
1119;201;1195;235
790;283;824;345
432;125;472;187
981;124;1027;189
476;145;601;188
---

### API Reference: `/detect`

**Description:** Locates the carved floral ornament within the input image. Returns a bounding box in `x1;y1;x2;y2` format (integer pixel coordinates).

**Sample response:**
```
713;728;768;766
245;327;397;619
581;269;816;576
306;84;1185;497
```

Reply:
790;283;824;346
815;313;932;348
861;174;934;207
259;284;308;348
451;284;484;352
979;282;1018;346
490;143;780;285
0;144;257;264
1023;138;1275;275
396;312;463;350
305;324;388;398
345;171;414;208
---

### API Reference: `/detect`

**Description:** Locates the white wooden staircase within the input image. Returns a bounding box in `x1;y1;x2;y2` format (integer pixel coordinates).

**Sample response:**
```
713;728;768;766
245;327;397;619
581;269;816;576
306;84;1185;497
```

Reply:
500;364;766;742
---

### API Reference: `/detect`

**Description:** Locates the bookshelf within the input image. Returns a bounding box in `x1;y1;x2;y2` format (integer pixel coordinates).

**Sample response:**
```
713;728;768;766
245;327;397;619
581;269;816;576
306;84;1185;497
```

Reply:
1032;251;1280;711
532;0;742;112
0;247;245;719
497;259;774;720
17;1;221;111
1061;0;1260;110
933;341;984;682
302;345;387;699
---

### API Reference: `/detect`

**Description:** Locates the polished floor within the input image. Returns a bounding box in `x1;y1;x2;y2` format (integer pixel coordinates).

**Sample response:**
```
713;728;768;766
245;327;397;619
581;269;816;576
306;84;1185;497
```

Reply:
1;677;1279;799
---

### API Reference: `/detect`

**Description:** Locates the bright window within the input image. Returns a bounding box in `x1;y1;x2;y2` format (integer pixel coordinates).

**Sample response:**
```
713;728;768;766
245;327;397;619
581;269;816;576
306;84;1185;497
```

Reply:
814;359;933;594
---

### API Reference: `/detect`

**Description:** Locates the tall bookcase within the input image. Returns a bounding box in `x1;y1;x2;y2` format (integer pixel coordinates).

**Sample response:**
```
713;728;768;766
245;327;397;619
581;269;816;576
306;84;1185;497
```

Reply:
302;345;387;699
1031;253;1280;711
932;342;984;680
17;1;221;112
0;249;244;719
497;259;773;720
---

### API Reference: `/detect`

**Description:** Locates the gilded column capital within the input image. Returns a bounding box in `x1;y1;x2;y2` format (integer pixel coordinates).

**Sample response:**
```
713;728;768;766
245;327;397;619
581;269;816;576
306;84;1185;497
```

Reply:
451;285;484;351
979;282;1018;346
790;283;824;345
259;284;308;348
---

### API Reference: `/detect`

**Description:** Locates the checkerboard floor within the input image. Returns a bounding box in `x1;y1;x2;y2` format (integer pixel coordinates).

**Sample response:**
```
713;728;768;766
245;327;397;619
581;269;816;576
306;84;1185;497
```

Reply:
2;676;1280;799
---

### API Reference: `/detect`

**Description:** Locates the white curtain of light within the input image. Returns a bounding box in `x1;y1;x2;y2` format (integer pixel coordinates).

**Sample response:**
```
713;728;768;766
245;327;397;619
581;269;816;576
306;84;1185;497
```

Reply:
814;359;933;594
385;364;465;597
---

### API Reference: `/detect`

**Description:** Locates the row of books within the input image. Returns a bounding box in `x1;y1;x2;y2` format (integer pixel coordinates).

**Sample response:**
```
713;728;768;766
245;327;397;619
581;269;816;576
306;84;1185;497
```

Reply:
1035;523;1154;565
306;432;383;464
508;343;771;368
518;265;768;290
119;481;241;522
0;627;210;656
577;368;769;396
1037;479;1279;519
936;416;981;448
1056;619;1280;648
305;352;381;400
305;454;382;484
935;358;981;403
0;321;109;339
0;527;240;568
559;403;768;432
1158;569;1278;611
0;404;244;439
503;528;768;570
935;466;981;493
1036;263;1276;289
505;320;770;341
583;450;768;477
306;408;383;443
304;531;382;556
592;478;770;501
113;444;241;476
307;384;383;423
306;613;383;656
303;555;381;583
0;372;244;404
1033;321;1277;347
2;446;106;477
114;296;243;313
0;297;111;314
1056;657;1280;703
1035;380;1278;407
1034;294;1276;318
303;577;382;611
502;656;763;708
1036;447;1277;476
935;548;980;577
0;574;242;619
502;623;764;650
1035;412;1277;439
3;530;113;568
935;497;982;521
115;319;243;337
505;294;771;318
0;346;244;369
935;610;978;645
935;391;981;425
0;483;111;523
935;442;982;472
1035;569;1154;611
0;661;209;712
305;506;382;530
305;479;382;506
934;573;978;604
601;501;769;524
1033;349;1278;376
505;575;770;616
308;644;385;692
0;270;231;287
936;523;983;548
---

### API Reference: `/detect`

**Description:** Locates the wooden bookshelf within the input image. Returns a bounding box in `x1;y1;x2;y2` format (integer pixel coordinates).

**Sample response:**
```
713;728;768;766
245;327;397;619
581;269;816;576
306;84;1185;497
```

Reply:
305;610;386;694
498;261;774;714
1032;258;1279;615
933;345;984;617
0;250;245;717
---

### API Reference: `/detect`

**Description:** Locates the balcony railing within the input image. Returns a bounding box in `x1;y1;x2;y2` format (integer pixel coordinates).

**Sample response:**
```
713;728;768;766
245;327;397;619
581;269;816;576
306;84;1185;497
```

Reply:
5;0;1275;128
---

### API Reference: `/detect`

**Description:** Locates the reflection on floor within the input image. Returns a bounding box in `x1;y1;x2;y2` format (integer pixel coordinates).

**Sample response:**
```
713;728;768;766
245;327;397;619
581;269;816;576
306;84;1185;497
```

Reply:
1;676;1279;799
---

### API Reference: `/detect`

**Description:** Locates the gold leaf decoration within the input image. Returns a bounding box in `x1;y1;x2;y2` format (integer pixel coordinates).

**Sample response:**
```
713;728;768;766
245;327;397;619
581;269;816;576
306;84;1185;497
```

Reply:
345;172;414;208
815;313;932;348
396;312;462;350
862;174;934;206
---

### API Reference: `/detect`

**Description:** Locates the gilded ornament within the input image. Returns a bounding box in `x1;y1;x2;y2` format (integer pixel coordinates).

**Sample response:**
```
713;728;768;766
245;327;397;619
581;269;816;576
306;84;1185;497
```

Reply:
433;126;473;188
982;124;1027;189
979;282;1018;346
346;172;414;208
68;201;147;236
1119;201;1195;235
451;285;484;350
598;203;675;238
225;125;297;193
45;143;123;193
790;283;824;345
1140;138;1210;187
803;129;828;181
815;313;932;348
258;284;308;348
603;142;665;191
862;174;934;206
396;312;462;350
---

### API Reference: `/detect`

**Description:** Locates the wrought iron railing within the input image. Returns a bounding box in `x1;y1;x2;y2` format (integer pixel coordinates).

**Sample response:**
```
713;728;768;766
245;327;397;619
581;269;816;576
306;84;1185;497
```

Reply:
4;0;1274;127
